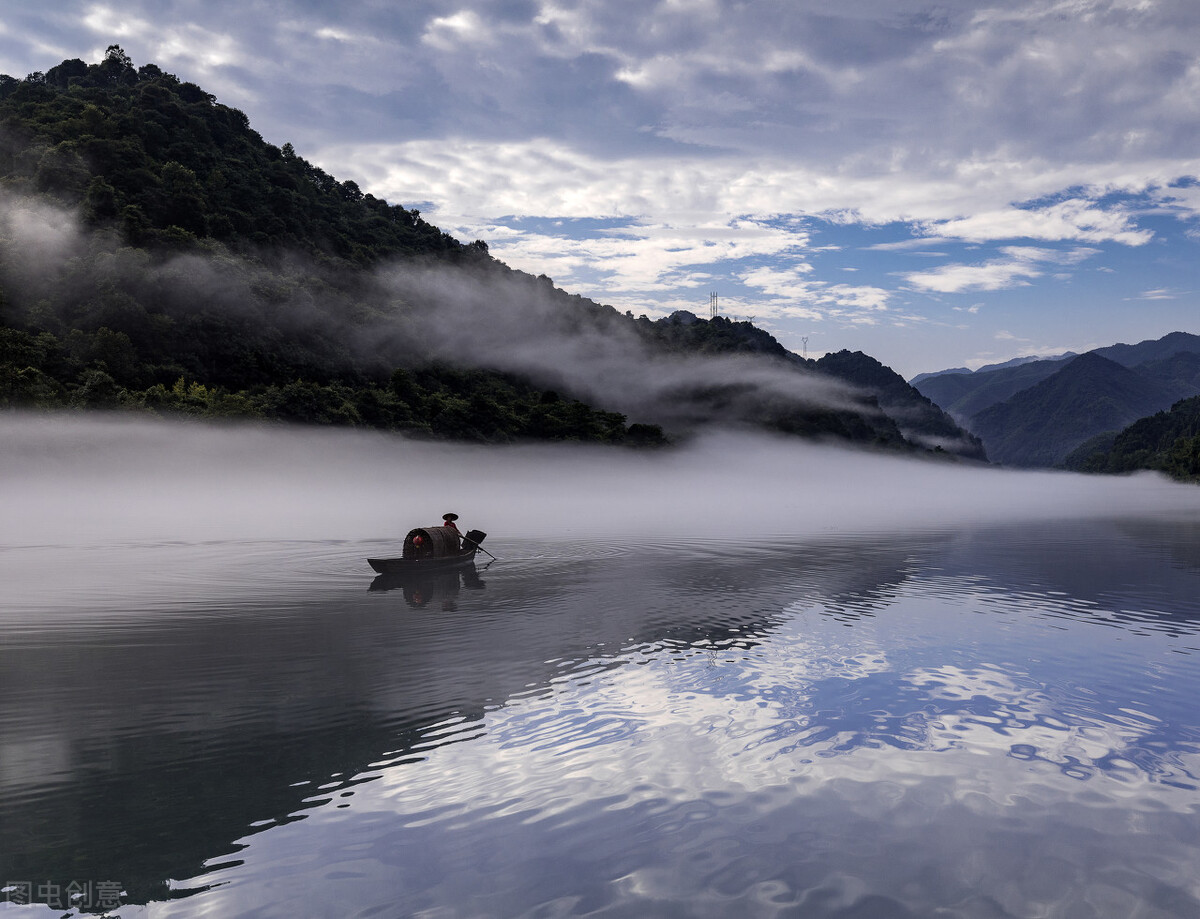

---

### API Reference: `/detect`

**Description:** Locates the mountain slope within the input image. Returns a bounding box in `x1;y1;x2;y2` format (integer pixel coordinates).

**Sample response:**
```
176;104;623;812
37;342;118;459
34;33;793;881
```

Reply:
970;353;1179;467
1065;395;1200;481
0;48;984;456
909;366;970;386
816;350;987;459
2;48;469;264
913;356;1074;422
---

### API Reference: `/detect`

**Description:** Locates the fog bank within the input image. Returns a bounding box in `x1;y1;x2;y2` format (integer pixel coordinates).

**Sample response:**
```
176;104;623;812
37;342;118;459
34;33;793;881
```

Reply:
0;192;905;442
3;413;1198;548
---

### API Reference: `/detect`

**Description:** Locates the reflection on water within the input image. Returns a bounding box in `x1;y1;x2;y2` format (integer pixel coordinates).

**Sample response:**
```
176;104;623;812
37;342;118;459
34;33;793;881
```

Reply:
3;519;1200;916
369;561;491;608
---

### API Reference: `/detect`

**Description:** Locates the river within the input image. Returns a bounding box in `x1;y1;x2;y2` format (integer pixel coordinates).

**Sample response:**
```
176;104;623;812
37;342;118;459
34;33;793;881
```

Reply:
3;416;1200;917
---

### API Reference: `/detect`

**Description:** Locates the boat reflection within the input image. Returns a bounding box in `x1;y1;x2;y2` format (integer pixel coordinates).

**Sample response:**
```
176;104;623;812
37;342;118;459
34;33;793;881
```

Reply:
369;561;489;608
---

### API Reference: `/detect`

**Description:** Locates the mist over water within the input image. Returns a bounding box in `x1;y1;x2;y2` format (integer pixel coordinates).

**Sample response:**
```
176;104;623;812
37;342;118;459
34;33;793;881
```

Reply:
3;413;1197;550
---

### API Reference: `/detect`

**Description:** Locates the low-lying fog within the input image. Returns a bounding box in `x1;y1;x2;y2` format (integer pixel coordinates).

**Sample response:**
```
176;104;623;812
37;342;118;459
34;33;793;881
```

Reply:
3;413;1199;548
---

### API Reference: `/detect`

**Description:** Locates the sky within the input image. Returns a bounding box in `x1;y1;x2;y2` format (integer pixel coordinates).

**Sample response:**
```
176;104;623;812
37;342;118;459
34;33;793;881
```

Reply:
2;1;1199;379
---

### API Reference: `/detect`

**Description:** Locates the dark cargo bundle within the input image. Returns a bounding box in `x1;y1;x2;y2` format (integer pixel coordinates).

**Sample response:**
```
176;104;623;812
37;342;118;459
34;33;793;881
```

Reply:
403;525;461;559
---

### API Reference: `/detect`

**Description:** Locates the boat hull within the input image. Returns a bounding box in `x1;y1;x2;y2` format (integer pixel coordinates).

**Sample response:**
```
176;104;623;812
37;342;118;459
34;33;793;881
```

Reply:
367;549;478;575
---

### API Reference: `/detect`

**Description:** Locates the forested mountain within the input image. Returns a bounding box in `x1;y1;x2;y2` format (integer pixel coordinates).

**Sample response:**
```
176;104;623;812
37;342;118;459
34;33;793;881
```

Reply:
913;335;1200;432
814;350;986;460
2;48;468;262
1064;395;1200;482
0;47;981;455
968;353;1185;467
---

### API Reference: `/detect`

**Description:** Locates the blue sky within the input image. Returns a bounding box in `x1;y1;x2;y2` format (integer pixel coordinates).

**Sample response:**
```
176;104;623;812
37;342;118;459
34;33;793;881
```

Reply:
2;0;1199;378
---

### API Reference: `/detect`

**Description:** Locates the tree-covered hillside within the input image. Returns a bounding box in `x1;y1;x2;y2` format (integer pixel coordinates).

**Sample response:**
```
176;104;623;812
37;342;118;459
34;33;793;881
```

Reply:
1064;395;1200;482
815;350;987;460
0;48;981;456
2;47;469;262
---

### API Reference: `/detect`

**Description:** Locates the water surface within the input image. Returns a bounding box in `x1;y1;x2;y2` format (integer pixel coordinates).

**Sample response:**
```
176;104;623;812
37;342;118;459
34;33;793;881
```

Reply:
4;518;1200;917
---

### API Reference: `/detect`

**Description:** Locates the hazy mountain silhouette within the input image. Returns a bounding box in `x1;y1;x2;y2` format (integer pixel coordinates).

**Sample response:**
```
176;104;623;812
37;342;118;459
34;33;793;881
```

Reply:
912;332;1200;469
970;353;1187;467
913;356;1075;423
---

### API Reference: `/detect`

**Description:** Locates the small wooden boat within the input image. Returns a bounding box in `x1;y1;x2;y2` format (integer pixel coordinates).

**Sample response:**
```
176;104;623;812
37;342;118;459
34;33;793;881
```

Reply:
367;525;488;575
367;548;478;575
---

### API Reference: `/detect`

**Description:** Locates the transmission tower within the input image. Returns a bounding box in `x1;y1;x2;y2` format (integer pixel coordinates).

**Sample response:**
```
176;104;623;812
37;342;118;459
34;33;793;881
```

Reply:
802;336;809;359
710;291;718;319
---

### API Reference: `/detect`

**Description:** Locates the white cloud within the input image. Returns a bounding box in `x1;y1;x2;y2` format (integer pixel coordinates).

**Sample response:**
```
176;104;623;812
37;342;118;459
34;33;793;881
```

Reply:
919;199;1154;246
82;4;241;70
481;218;808;295
904;245;1100;294
313;27;355;43
905;260;1041;294
421;10;491;52
81;4;150;41
736;266;892;326
738;264;815;299
1129;287;1180;300
321;138;1191;259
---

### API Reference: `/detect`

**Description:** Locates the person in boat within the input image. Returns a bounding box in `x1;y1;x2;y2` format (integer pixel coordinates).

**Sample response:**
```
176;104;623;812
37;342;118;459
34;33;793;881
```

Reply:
442;513;461;549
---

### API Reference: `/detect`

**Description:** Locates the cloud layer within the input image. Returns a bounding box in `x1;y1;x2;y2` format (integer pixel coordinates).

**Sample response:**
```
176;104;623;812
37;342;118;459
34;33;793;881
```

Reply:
2;0;1199;374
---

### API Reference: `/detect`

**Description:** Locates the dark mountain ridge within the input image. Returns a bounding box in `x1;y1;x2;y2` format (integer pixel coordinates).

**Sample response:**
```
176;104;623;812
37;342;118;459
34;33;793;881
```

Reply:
1093;331;1200;369
814;350;986;460
913;355;1075;423
914;333;1200;426
910;352;1075;387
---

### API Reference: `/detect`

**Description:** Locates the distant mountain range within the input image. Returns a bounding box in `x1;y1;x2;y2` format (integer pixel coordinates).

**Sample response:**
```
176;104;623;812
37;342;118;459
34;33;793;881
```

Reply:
912;332;1200;468
910;352;1077;386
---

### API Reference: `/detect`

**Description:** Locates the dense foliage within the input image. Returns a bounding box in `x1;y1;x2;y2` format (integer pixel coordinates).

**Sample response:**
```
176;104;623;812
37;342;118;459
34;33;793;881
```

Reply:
0;48;668;444
642;311;795;358
1064;395;1200;481
1;47;471;262
0;324;660;444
